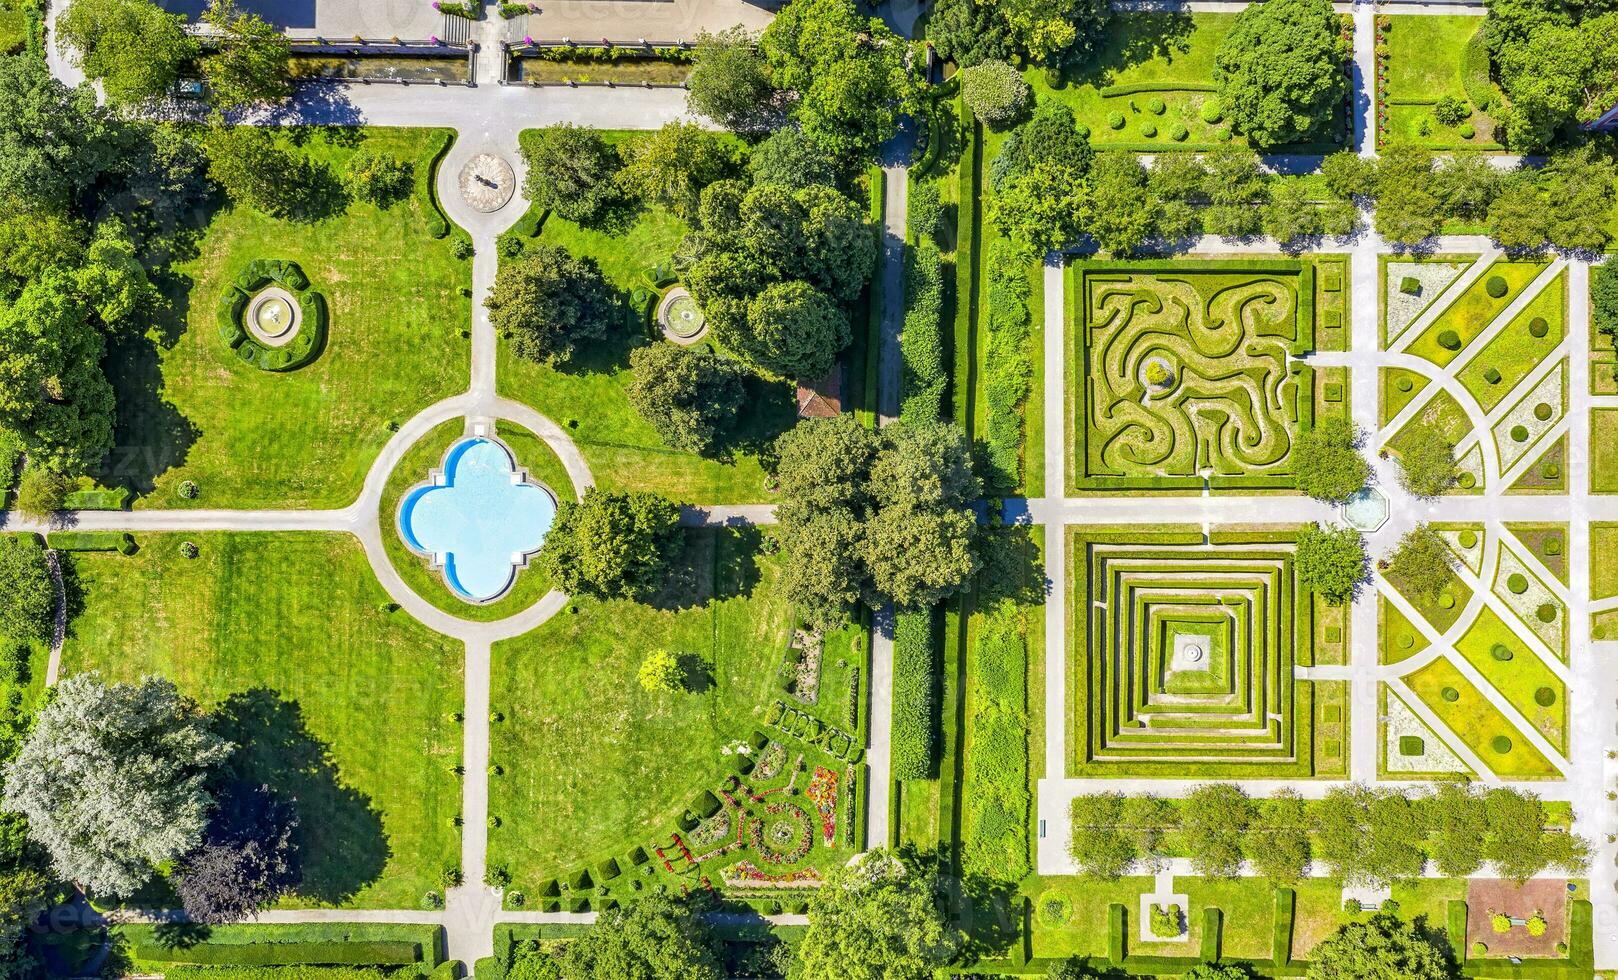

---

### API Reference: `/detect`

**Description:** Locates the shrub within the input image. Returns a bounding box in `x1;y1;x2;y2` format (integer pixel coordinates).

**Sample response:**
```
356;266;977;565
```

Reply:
1437;329;1462;350
180;541;199;559
1534;686;1557;706
1343;898;1361;913
1510;424;1529;442
1527;915;1547;937
1108;112;1125;130
179;480;199;499
1149;903;1180;937
1460;123;1476;140
1536;603;1557;623
1533;402;1553;421
1442;686;1460;702
1472;941;1488;957
891;608;937;780
596;857;621;881
1399;276;1421;295
343;149;414;209
1200;98;1223;124
1483;368;1501;384
981;241;1032;494
908;181;944;243
1140;122;1157;138
16;468;68;517
1529;316;1549;338
46;531;136;554
1146;97;1166;115
1492;735;1513;753
961;60;1030;130
1486;275;1508;298
900;238;947;424
132;941;421;967
1459;529;1477;548
1170;123;1189;142
1435;95;1469;127
1492;913;1512;933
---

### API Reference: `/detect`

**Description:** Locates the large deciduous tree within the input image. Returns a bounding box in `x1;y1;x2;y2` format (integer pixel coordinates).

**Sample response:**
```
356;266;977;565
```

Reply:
1488;0;1618;150
928;0;1110;70
2;673;233;896
558;894;721;980
1384;523;1454;603
1292;416;1369;503
173;782;301;923
1213;0;1349;148
200;0;293;112
1306;911;1451;980
625;343;750;456
687;27;783;135
487;244;619;365
536;489;683;600
1392;423;1455;497
1294;523;1367;605
615;122;736;223
0;270;117;475
520;125;626;228
0;538;55;646
59;0;196;105
0;57;118;212
797;851;960;980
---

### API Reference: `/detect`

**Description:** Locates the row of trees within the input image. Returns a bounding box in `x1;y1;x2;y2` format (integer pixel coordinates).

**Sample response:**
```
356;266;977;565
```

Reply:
1070;782;1588;885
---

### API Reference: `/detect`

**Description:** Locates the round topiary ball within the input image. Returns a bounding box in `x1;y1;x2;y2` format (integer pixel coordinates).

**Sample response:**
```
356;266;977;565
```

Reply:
1490;643;1513;662
1108;111;1126;130
1492;734;1513;753
1544;535;1562;555
1529;316;1549;338
1535;686;1558;707
1507;573;1529;594
1458;472;1477;488
178;480;199;500
1534;402;1553;421
1460;123;1476;140
1437;329;1462;350
1510;424;1529;442
180;541;199;559
1459;529;1478;548
1483;367;1502;384
1147;96;1166;115
1439;591;1456;609
1536;603;1557;623
1200;98;1223;124
1396;376;1414;392
1043;67;1065;90
1141;122;1158;138
1486;275;1508;298
1397;632;1415;649
1542;461;1561;479
1442;686;1460;702
1170;123;1189;142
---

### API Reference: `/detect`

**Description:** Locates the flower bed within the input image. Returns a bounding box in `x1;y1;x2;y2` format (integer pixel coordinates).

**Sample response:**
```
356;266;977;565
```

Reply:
807;766;838;845
748;802;812;864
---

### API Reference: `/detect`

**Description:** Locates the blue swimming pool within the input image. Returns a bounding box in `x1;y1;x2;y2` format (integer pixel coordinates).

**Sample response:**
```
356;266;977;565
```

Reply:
397;436;557;603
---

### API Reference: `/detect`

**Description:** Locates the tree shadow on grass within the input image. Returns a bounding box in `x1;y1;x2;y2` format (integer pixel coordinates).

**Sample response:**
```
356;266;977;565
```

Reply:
1048;12;1196;89
100;331;199;499
210;689;389;907
646;527;760;613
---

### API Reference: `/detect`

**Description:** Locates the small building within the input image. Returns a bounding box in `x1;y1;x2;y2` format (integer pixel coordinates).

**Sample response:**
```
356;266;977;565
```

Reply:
795;367;843;420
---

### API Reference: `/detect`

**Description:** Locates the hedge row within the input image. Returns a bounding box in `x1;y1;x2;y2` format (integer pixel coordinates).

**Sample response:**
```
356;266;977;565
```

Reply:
981;239;1031;495
900;236;947;424
46;531;134;554
163;970;393;980
419;129;456;239
961;604;1030;882
952;111;981;427
1199;908;1222;963
890;608;938;780
1460;22;1494;112
62;487;128;510
133;941;421;967
1099;81;1218;97
1272;887;1295;965
216;260;328;372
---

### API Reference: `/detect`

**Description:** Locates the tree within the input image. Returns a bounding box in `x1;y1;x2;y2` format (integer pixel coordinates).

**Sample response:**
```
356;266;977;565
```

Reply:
1432;155;1501;225
1292;416;1369;503
688;27;782;135
1593;259;1618;342
617;127;735;223
559;894;722;980
927;0;1109;68
1487;172;1551;250
58;0;196;105
1307;912;1451;980
1483;787;1589;880
516;125;625;227
1201;148;1270;239
990;163;1088;257
2;673;232;896
748;127;844;190
0;270;116;475
14;468;68;518
861;506;979;609
0;57;117;211
1385;524;1455;603
1263;179;1325;244
1295;523;1367;605
1068;793;1176;877
760;0;916;163
0;538;54;645
204;125;337;222
637;649;684;694
1213;0;1349;148
961;60;1031;129
487;244;619;365
1085;154;1156;256
536;489;683;600
75;221;161;334
1393;424;1455;497
1539;145;1617;253
1426;781;1487;877
774;412;878;511
1490;7;1618;149
734;280;849;381
1319;149;1378;199
1248;789;1311;883
343;149;413;209
0;207;86;303
626;344;750;455
1184;968;1258;980
173;783;300;923
776;506;866;632
200;0;293;111
1181;784;1253;878
1373;143;1442;246
869;421;979;511
797;851;960;980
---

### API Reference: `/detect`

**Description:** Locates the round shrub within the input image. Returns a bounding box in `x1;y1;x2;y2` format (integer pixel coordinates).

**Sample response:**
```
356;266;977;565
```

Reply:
1343;898;1362;914
1535;687;1558;708
1442;686;1460;702
1200;98;1223;124
1472;942;1488;957
961;60;1032;130
1536;603;1557;623
1108;111;1126;130
1529;316;1549;337
1396;376;1414;392
1526;915;1546;937
217;259;328;373
1170;123;1189;142
1074;123;1090;139
180;541;199;559
1147;96;1166;115
1533;402;1553;421
1216;126;1232;141
1397;632;1415;649
1460;123;1476;140
1458;472;1477;488
422;891;443;910
1141;122;1158;138
1483;367;1501;384
1491;643;1513;662
1437;329;1462;350
1544;534;1562;555
1459;529;1478;548
1542;460;1561;479
1507;573;1529;594
178;480;199;500
1492;912;1512;933
1492;735;1513;754
1510;424;1529;442
1486;275;1509;298
1438;591;1456;609
1042;67;1064;90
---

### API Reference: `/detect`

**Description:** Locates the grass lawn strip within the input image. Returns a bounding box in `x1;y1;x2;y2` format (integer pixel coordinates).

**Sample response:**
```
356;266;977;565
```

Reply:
1491;541;1567;660
1591;409;1618;492
1490;360;1565;475
1591;524;1618;599
1403;660;1559;779
1455;270;1565;413
1452;606;1566;753
1379;597;1432;665
1405;259;1549;368
1380;367;1431;427
115;127;470;510
60;532;463;909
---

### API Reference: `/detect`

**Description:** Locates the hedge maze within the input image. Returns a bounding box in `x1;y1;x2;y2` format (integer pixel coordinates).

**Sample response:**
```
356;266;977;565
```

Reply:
1071;261;1319;491
1070;527;1327;778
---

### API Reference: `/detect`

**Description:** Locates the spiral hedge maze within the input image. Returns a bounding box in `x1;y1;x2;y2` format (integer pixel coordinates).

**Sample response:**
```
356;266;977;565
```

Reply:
1069;527;1342;779
1071;261;1320;491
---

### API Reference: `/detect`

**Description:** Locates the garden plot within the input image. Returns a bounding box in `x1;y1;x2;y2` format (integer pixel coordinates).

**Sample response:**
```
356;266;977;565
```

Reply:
1492;542;1568;660
1454;606;1567;753
1403;657;1560;779
1378;15;1502;150
1402;260;1550;367
1439;525;1484;576
1384;258;1472;345
1455;272;1566;414
1380;686;1469;777
1489;362;1565;475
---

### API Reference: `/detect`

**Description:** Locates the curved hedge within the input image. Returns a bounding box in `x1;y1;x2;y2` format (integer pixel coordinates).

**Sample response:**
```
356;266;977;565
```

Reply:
217;259;328;372
1460;23;1494;112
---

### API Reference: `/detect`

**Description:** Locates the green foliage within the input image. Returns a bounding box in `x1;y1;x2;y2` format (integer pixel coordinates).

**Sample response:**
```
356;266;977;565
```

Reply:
890;609;936;781
1213;0;1349;148
1305;911;1450;980
1181;784;1253;878
1295;522;1366;605
1593;260;1618;344
1373;144;1441;246
338;149;413;209
75;220;161;335
797;851;961;980
14;467;67;518
687;26;780;135
900;237;946;423
0;56;118;211
488;243;619;365
908;180;944;243
1385;523;1455;603
134;941;420;966
0;536;53;644
962;602;1030;882
615;121;736;223
1320;149;1377;199
536;489;683;600
961;60;1031;129
200;0;293;111
1068;792;1176;878
1434;95;1470;127
203;125;339;222
57;0;195;105
739;280;850;381
1201;147;1271;239
988;101;1094;255
1292;416;1368;503
163;970;394;980
928;0;1109;69
1488;0;1618;150
1393;424;1456;497
0;269;115;475
747;126;845;191
557;895;721;980
637;649;683;693
1085;153;1157;256
624;343;749;456
982;241;1032;494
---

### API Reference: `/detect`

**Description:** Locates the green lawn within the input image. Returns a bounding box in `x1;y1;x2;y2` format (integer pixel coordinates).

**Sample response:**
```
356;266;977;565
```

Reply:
1592;524;1618;599
1406;260;1549;368
487;528;865;896
1028;13;1346;152
59;533;464;909
110;127;471;509
1456;271;1565;413
1453;606;1566;753
1380;15;1501;150
1025;875;1284;960
1592;410;1618;492
1381;367;1431;427
380;419;574;621
1379;597;1431;665
1405;657;1559;779
1383;557;1473;634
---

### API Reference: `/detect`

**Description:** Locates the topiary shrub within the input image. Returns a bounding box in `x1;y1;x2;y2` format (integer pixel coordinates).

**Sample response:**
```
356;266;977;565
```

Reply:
1486;275;1508;298
961;60;1032;130
1442;686;1460;702
1108;111;1126;130
1529;316;1549;337
1147;96;1166;115
1400;276;1421;295
1490;643;1513;662
1398;735;1424;756
217;260;327;372
1492;735;1513;754
1343;898;1361;914
1535;686;1557;707
1534;402;1553;421
1510;424;1529;442
1396;375;1414;391
1544;534;1562;555
1542;460;1561;479
1458;529;1478;548
1437;329;1462;350
178;480;199;500
1472;941;1487;957
1140;122;1158;138
180;541;199;559
1458;471;1477;489
1438;591;1456;609
1170;123;1189;142
1042;67;1063;89
1526;915;1547;937
1460;123;1476;140
1536;603;1557;623
1507;573;1529;594
1435;95;1469;126
1483;367;1501;384
1492;913;1512;933
1397;632;1414;649
1200;98;1223;124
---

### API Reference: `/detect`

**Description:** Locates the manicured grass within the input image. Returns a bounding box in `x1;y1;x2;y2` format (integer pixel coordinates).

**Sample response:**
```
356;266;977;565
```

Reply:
1509;433;1567;494
1405;657;1559;779
1506;522;1569;584
498;132;796;504
1592;608;1618;641
111;127;470;509
486;528;865;892
379;419;575;622
1453;606;1566;753
1379;596;1431;664
1380;15;1500;149
60;533;464;909
1456;271;1565;413
1383;558;1472;633
1381;367;1431;427
1029;13;1345;152
1406;260;1549;368
1591;524;1618;600
1388;386;1471;462
1024;875;1283;960
1591;409;1618;493
1314;255;1351;353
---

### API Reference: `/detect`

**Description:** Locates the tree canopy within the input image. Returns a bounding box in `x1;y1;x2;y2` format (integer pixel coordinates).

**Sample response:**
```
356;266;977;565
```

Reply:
1384;523;1455;603
615;122;737;222
1307;911;1451;980
536;489;684;600
558;894;722;980
487;244;619;365
200;0;294;111
1295;523;1367;605
1393;423;1456;498
520;125;626;228
1292;416;1369;503
928;0;1111;69
797;851;961;980
1488;0;1618;149
1213;0;1349;148
0;539;54;646
173;782;301;923
625;343;751;456
0;57;118;212
59;0;196;106
0;270;117;475
687;27;783;135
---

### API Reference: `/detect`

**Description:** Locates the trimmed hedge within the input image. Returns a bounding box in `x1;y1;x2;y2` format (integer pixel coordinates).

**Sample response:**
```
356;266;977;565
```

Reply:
900;235;947;424
134;941;420;967
952;112;980;427
62;487;129;510
1199;908;1222;963
1449;900;1469;960
420;129;456;239
1099;81;1218;97
1460;23;1494;112
1107;904;1126;963
890;607;938;780
1272;887;1295;965
961;604;1030;882
217;260;328;372
46;531;135;554
163;970;392;980
982;240;1031;496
